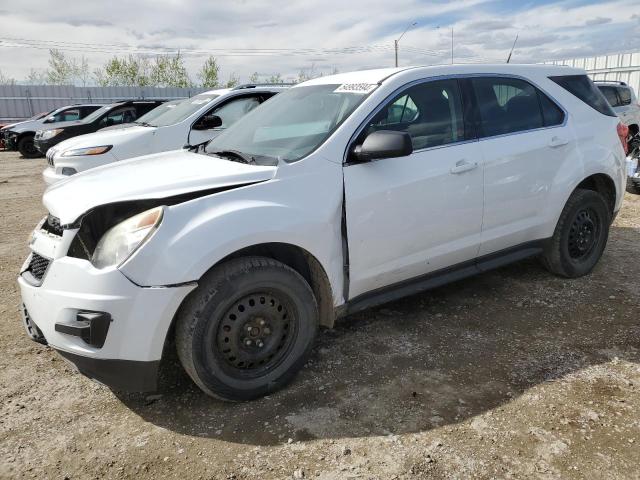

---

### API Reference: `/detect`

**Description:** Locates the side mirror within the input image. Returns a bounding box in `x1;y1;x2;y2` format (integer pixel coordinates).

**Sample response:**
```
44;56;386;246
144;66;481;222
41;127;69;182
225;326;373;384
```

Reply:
193;114;222;130
44;116;56;123
352;130;413;162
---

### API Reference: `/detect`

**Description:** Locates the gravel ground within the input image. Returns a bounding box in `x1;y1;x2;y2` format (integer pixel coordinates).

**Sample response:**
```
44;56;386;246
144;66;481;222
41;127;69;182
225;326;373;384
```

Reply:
1;150;639;480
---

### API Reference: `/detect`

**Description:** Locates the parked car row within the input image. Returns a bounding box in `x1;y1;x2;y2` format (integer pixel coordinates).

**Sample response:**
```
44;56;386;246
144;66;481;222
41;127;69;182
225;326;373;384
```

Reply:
16;64;632;401
42;85;288;184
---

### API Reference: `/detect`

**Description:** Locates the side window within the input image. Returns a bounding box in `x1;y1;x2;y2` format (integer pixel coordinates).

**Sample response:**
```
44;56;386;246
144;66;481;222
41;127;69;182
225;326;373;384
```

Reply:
364;79;464;150
100;107;136;126
538;91;565;126
60;109;80;121
599;86;621;107
210;96;262;128
549;75;616;117
618;87;632;106
471;77;543;137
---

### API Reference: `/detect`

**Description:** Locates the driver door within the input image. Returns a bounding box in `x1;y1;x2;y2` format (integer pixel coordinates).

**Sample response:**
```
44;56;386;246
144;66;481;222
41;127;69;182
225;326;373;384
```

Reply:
343;78;484;298
188;94;266;145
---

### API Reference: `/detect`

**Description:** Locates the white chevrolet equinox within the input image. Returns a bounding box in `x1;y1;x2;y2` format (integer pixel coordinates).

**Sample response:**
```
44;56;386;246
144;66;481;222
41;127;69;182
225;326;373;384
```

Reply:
19;65;627;401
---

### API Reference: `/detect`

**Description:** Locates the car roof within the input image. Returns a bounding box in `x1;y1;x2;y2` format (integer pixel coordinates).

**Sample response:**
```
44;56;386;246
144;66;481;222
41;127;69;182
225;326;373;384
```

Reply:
298;64;586;87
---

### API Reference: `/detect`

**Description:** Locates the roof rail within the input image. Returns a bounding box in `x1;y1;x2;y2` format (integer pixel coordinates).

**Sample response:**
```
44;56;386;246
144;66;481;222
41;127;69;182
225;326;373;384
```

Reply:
231;83;296;90
593;80;627;86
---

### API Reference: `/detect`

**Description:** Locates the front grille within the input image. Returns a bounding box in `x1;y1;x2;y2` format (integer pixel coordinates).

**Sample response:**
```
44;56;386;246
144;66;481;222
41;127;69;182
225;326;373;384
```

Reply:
41;214;63;236
26;253;51;282
46;149;55;166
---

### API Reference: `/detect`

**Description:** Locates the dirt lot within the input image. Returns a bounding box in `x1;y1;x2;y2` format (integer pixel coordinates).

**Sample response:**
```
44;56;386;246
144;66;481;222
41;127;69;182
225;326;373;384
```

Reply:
1;150;639;479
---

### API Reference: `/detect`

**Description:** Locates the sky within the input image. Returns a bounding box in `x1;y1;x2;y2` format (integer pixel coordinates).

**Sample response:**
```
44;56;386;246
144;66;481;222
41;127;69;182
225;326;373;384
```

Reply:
0;0;639;84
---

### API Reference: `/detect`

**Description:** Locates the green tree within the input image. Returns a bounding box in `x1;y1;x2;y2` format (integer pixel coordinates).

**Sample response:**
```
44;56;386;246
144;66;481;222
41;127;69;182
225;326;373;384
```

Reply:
198;56;220;88
267;73;283;84
46;49;76;85
225;73;240;88
150;52;191;87
94;55;151;87
26;69;47;85
0;69;17;85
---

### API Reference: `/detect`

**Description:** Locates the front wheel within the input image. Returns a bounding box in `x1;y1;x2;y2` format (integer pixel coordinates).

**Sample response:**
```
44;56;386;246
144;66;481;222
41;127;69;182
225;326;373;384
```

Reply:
541;189;611;278
175;257;319;401
17;135;41;158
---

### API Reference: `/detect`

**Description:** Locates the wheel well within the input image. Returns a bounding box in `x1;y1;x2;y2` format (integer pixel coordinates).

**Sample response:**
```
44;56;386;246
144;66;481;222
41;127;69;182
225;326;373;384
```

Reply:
628;124;639;136
576;174;616;215
221;243;336;328
17;131;35;141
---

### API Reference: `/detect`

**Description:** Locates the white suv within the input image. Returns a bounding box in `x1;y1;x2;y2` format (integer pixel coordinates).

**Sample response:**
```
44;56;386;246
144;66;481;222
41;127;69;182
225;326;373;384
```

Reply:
42;85;288;185
19;65;626;400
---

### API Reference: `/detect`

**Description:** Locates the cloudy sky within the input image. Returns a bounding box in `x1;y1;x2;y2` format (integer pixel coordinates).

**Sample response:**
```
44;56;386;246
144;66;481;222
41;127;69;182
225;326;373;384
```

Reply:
0;0;639;84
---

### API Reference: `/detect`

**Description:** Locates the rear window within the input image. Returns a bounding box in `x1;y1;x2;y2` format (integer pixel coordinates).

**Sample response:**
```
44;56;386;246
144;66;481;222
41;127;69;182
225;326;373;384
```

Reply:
619;87;632;106
550;75;616;117
597;85;621;107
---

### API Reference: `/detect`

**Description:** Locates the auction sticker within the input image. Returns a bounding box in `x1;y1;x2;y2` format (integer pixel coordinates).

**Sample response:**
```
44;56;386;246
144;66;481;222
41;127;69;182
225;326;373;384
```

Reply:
334;83;378;94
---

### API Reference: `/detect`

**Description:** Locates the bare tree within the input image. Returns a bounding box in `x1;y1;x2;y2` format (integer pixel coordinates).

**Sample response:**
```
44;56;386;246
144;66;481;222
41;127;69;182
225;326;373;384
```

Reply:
0;69;17;85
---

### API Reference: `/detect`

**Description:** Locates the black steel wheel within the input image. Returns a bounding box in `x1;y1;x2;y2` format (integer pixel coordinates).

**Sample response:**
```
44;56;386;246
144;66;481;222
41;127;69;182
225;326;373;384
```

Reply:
17;135;41;159
541;188;610;278
176;256;318;401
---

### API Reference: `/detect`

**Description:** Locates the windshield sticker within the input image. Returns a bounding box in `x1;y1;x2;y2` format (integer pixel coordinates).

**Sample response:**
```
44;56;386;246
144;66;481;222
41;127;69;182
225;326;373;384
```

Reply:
334;83;378;94
191;98;212;105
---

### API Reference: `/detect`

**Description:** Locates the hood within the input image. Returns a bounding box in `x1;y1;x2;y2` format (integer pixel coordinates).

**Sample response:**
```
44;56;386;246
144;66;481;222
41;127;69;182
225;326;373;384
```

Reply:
51;125;153;153
6;118;45;133
39;119;86;132
43;149;278;225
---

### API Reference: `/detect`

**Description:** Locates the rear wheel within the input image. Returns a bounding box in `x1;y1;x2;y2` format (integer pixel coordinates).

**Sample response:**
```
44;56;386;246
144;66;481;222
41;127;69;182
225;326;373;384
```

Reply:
626;177;640;195
17;135;40;158
176;256;319;401
541;189;611;278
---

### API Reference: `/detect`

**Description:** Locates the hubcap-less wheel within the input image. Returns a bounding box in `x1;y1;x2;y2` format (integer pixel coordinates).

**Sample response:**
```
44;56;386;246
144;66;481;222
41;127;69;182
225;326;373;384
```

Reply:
568;208;599;259
215;292;296;378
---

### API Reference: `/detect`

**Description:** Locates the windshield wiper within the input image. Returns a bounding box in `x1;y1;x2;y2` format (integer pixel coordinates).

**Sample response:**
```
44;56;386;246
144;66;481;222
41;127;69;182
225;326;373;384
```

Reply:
210;149;255;164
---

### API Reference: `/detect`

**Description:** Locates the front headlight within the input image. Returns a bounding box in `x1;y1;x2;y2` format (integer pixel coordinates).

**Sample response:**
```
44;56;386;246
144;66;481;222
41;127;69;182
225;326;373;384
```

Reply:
40;128;63;140
91;207;164;269
62;145;112;157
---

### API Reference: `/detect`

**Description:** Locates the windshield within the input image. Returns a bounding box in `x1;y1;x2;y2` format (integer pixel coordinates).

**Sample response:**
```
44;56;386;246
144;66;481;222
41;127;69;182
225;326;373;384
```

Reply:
147;93;219;127
204;84;371;162
81;104;114;124
135;99;182;124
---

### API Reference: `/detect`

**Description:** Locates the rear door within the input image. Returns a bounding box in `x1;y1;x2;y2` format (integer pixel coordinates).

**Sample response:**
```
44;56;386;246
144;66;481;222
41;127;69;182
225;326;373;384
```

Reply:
344;78;484;298
468;76;570;255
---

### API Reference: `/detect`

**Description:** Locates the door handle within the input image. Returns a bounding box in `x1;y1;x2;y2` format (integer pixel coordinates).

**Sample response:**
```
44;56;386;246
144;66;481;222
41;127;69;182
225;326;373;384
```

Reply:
548;136;569;148
450;160;478;174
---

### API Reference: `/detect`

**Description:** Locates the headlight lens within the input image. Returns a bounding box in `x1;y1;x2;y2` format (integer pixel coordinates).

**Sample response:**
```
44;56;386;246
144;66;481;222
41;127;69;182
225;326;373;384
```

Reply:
91;207;164;269
62;145;112;157
40;128;63;140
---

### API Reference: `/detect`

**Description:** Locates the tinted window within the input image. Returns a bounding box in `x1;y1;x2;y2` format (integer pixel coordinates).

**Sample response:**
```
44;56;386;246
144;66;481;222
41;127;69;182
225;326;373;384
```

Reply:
364;79;464;150
471;77;543;137
99;107;136;127
549;75;616;117
210;95;262;128
619;87;632;106
539;91;565;126
598;86;621;107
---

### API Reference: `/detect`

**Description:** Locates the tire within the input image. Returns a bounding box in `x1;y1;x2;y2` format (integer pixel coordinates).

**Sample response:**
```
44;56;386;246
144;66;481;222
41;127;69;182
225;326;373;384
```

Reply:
541;188;611;278
17;135;41;159
175;256;319;401
626;177;640;195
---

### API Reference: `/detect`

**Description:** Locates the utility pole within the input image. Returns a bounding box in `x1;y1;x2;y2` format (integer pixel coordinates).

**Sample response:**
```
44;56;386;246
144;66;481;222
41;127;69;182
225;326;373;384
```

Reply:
394;21;417;67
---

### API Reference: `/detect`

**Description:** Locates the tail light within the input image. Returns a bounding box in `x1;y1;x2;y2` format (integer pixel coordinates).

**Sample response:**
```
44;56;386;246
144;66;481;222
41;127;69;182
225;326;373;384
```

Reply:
617;122;629;155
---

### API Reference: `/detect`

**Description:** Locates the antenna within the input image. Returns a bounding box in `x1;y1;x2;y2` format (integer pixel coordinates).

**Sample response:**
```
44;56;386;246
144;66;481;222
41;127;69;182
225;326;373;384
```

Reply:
506;34;519;63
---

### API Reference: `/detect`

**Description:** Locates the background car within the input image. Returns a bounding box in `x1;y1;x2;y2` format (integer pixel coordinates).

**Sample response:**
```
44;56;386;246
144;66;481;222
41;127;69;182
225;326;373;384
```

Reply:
42;85;288;185
33;100;165;156
2;105;103;158
596;81;640;193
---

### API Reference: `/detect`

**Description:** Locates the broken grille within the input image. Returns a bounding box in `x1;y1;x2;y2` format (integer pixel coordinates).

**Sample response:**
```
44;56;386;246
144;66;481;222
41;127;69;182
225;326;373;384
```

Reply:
26;253;51;282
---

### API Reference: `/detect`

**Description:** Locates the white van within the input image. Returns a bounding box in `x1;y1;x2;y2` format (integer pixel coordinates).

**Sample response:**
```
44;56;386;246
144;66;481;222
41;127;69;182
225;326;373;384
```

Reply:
20;65;626;400
42;85;288;184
